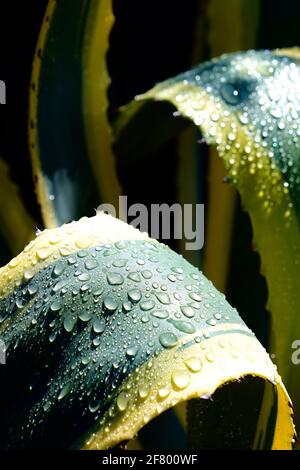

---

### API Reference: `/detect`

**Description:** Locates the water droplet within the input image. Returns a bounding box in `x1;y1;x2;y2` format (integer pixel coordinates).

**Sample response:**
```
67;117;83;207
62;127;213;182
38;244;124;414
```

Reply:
78;273;90;282
159;332;178;348
112;259;127;268
53;279;69;293
206;351;215;362
142;270;152;279
36;246;53;260
220;82;241;105
180;305;195;318
93;319;105;334
138;384;149;400
107;272;124;286
157;386;170;400
93;336;102;346
28;284;39;296
126;345;139;358
58;382;71;400
89;399;101;413
172;267;183;274
76;237;93;249
53;262;65;277
49;331;57;343
168;319;195;334
63;314;76;332
85;259;99;270
117;392;129;412
93;288;103;297
79;310;92;322
140;300;155;311
50;300;62;312
171;369;191;390
24;268;34;280
185;357;202;373
43;400;51;412
155;292;171;305
189;293;202;302
123;300;133;312
128;272;141;282
103;295;118;313
151;310;169;319
16;298;25;309
128;289;141;303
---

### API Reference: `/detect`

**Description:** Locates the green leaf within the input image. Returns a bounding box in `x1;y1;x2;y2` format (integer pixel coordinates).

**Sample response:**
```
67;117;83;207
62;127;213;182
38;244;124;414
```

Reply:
114;49;300;431
29;0;121;228
0;159;35;259
0;214;294;449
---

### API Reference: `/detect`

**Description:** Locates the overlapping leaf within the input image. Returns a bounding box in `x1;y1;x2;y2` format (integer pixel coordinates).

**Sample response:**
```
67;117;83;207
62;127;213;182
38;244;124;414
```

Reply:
29;0;120;228
0;214;294;449
114;49;300;430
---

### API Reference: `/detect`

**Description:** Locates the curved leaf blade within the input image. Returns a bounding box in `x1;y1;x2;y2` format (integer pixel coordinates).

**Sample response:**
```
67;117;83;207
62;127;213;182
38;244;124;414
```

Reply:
29;0;121;228
0;214;294;449
114;49;300;429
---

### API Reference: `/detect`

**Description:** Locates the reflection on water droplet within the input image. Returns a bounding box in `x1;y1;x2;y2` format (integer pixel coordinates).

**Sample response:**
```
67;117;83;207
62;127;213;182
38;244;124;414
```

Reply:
140;300;155;311
158;386;170;400
126;345;139;358
85;259;99;270
58;382;71;400
79;310;92;322
151;310;169;319
107;272;124;286
168;319;195;334
159;332;178;348
78;273;90;282
142;270;152;279
49;331;57;343
63;314;76;332
123;300;133;313
155;292;171;305
36;246;53;260
53;262;65;277
185;357;202;372
138;384;149;400
220;82;241;105
128;289;141;303
89;399;101;413
128;272;141;282
103;295;118;313
180;305;195;318
189;293;202;302
117;392;129;412
93;319;105;333
171;369;191;390
53;279;69;293
24;268;34;280
50;300;62;312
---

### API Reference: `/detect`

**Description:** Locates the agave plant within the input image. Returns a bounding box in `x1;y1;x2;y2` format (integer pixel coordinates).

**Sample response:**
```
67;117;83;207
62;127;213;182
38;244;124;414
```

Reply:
0;0;299;449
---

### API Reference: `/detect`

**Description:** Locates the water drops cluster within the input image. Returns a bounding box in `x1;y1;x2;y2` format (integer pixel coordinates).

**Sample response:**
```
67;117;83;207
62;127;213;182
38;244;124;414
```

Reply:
141;50;300;219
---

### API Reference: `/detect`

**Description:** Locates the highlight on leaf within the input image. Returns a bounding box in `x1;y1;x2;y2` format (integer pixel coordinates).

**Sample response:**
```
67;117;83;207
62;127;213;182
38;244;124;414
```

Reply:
0;214;295;449
114;49;300;430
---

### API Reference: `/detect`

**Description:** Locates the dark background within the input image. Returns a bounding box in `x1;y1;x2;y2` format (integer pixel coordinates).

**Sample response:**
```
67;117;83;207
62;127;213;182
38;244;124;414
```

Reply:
0;0;299;348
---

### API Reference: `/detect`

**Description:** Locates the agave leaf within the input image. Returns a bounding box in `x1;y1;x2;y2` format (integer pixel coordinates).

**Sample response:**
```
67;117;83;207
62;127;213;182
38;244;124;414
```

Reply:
114;49;300;430
0;213;294;449
0;159;36;258
29;0;121;228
